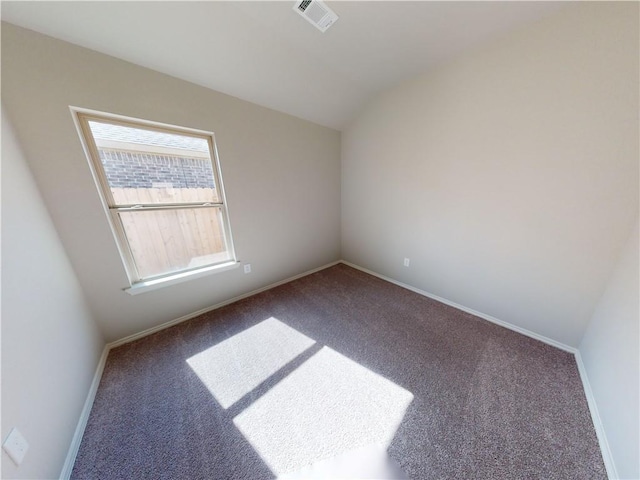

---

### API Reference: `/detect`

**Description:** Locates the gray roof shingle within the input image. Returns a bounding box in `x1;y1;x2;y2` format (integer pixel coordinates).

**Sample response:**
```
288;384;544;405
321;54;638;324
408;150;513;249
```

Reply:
89;121;209;153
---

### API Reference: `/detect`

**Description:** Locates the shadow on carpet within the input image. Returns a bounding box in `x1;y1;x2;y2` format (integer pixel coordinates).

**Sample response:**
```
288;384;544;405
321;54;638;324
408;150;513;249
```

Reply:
71;264;606;479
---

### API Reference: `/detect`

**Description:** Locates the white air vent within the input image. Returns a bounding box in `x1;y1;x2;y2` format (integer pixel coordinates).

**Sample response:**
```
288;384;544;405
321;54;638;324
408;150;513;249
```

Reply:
293;0;338;33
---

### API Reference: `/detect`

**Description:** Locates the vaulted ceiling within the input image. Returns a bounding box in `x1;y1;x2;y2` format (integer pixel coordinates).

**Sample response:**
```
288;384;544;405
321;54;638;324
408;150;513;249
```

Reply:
1;1;564;129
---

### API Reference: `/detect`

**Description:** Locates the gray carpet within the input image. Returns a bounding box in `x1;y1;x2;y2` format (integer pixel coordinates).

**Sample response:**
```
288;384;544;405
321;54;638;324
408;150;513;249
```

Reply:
72;264;606;479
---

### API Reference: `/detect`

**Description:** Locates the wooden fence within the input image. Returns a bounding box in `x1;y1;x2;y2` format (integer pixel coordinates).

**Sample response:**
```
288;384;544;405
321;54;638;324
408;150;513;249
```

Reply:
112;188;227;279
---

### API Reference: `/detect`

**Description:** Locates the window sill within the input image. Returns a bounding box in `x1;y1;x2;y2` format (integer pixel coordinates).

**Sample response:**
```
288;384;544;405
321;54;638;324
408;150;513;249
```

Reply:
124;261;240;295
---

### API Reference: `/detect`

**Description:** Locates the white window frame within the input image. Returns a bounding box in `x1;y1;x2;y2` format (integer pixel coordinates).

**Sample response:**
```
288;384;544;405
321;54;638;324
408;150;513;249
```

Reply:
71;107;237;294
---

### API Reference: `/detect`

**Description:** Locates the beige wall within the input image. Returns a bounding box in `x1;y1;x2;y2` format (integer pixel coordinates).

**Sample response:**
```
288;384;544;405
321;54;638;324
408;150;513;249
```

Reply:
342;2;639;347
1;23;342;342
580;219;639;480
1;109;105;479
2;4;638;477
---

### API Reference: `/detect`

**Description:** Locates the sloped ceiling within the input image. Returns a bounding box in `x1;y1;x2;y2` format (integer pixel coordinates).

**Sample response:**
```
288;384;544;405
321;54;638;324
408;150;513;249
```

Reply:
1;1;564;129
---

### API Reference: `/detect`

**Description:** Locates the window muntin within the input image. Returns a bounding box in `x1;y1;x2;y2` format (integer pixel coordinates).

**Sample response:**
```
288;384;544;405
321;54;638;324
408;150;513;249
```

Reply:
76;111;235;286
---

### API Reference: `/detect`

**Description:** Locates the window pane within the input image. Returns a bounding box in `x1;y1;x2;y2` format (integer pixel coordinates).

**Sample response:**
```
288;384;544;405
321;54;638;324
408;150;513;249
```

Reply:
87;121;219;205
119;207;230;279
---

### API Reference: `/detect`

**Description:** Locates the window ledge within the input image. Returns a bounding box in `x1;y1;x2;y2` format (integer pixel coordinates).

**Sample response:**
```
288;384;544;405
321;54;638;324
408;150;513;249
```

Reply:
124;261;240;295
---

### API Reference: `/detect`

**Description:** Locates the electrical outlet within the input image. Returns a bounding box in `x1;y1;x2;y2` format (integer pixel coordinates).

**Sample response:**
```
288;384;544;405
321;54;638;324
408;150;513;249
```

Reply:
243;264;252;274
3;428;28;466
403;258;410;267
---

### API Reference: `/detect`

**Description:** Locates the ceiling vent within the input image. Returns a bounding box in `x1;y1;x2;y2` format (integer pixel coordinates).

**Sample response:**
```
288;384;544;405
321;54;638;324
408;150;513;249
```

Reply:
293;0;338;33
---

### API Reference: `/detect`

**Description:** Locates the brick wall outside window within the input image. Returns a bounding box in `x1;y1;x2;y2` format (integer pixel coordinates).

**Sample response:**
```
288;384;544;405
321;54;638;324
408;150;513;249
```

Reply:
99;149;215;189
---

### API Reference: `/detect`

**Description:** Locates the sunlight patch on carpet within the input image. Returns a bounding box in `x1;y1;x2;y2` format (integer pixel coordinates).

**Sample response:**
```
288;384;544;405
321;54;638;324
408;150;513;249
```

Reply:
233;346;413;476
186;317;315;408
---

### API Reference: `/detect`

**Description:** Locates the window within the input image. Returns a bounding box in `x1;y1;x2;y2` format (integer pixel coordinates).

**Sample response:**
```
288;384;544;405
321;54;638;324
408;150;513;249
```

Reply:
74;109;236;292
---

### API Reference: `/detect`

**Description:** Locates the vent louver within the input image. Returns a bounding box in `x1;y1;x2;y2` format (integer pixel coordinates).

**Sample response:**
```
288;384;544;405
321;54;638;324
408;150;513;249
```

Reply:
293;0;338;33
298;0;312;12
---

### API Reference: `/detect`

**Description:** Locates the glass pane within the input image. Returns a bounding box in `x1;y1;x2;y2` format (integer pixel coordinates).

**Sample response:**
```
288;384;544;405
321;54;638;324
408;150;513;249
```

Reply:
119;207;230;280
87;121;219;205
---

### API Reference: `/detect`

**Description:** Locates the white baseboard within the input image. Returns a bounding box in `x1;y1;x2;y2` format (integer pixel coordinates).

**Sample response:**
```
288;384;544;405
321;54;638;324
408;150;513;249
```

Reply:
341;260;619;479
340;260;576;353
574;351;618;480
60;260;341;478
61;259;616;479
59;345;110;480
109;260;341;349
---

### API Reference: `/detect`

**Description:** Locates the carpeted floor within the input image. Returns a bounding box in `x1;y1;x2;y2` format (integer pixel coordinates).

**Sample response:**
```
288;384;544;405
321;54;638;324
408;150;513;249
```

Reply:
72;264;606;479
